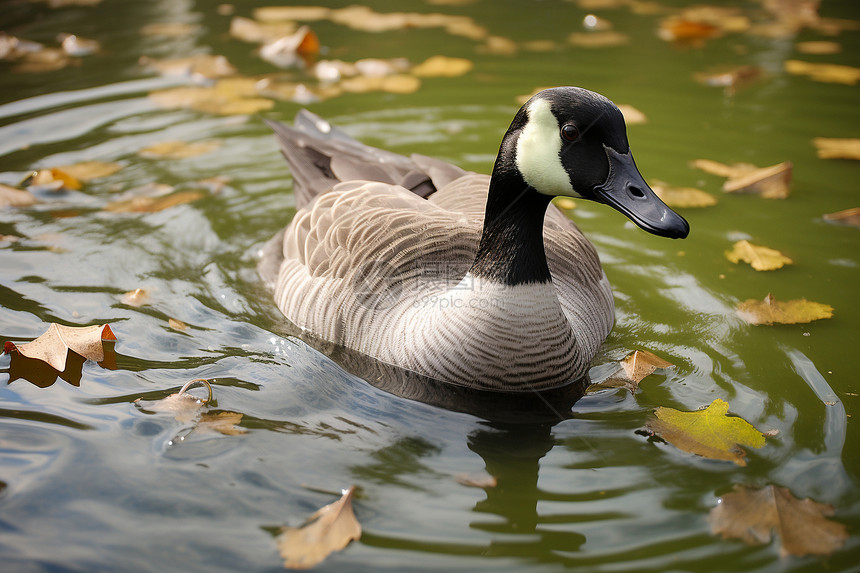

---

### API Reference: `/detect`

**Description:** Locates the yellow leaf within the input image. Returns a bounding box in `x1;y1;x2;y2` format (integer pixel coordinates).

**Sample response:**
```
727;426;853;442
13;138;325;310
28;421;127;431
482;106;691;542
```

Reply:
646;399;766;465
823;207;860;227
652;182;717;208
785;59;860;85
253;6;332;22
138;140;221;159
54;161;122;181
168;318;187;331
278;487;362;569
477;36;518;55
725;240;793;271
411;55;473;78
796;41;841;55
812;137;860;160
617;104;647;125
737;293;834;325
722;161;792;199
709;485;848;557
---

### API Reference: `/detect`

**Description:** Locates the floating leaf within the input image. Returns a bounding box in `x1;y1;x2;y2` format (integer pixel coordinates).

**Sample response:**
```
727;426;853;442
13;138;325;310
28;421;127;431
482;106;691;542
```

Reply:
4;323;115;372
568;31;630;48
139;22;201;37
411;55;473;77
796;41;841;55
253;6;333;22
135;379;213;423
138;140;221;159
277;487;362;569
0;184;39;208
590;349;673;393
229;16;298;44
53;161;122;181
737;293;833;325
785;60;860;85
196;412;247;435
657;18;720;45
58;34;99;56
148;84;275;115
455;473;497;488
168;318;187;331
617;104;647;125
105;190;204;213
694;65;762;93
812;137;860;160
652;182;717;208
823;207;860;227
121;288;149;307
725;240;793;271
691;159;791;199
477;36;518;55
259;26;320;69
23;167;83;191
141;54;237;80
13;47;78;73
645;399;766;465
709;485;848;557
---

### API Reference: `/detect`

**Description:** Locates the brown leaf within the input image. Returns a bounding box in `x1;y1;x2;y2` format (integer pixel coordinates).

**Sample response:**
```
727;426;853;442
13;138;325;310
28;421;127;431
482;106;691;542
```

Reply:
277;487;362;569
709;485;847;557
141;54;237;79
796;41;841;55
148;84;275;115
412;55;473;78
657;18;720;45
135;379;212;423
812;137;860;160
725;240;793;271
617;104;647;125
0;184;39;208
652;182;717;208
53;161;122;181
645;399;765;466
229;16;298;44
252;6;333;22
722;162;792;198
455;473;497;488
259;26;320;69
737;293;834;325
105;190;204;213
785;60;860;85
58;34;100;56
568;31;630;48
195;412;247;435
26;168;83;191
590;350;673;393
138;140;220;159
4;323;116;371
168;318;188;331
694;65;762;92
139;22;201;38
823;207;860;227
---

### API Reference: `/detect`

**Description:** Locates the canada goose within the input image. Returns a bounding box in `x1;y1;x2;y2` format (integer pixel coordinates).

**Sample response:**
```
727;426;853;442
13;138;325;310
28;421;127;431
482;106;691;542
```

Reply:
258;87;689;392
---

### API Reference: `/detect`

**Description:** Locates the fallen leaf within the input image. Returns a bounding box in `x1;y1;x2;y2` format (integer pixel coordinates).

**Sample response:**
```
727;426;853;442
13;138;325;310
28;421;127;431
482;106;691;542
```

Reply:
617;104;647;124
590;349;673;393
105;190;204;213
229;16;298;44
148;84;275;115
694;65;762;93
135;379;213;423
252;6;333;22
53;161;122;181
3;323;115;372
58;34;100;56
340;74;421;95
412;55;473;78
568;31;630;48
477;36;518;55
259;25;320;69
25;168;83;191
709;485;848;557
737;293;834;325
13;48;78;73
658;17;720;45
141;54;237;80
823;207;860;227
455;473;497;488
785;60;860;85
691;159;792;199
121;288;149;306
645;399;766;465
0;184;39;208
277;487;362;569
652;182;717;208
796;41;841;55
725;240;793;271
139;22;201;37
812;137;860;160
168;318;188;330
138;140;221;159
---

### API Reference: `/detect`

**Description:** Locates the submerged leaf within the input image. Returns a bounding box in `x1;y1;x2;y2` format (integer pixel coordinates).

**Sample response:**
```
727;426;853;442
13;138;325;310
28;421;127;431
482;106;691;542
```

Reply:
196;412;247;435
725;240;792;271
737;293;833;325
4;323;115;372
812;137;860;160
709;485;847;557
277;487;362;569
590;349;673;393
645;399;765;465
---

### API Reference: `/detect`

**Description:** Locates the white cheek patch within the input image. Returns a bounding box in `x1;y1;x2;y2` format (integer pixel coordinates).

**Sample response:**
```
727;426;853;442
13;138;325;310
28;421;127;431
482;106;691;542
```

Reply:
515;98;579;197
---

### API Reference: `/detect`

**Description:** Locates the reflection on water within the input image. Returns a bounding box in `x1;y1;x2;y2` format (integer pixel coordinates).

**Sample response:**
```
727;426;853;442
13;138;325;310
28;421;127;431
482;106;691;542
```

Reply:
1;0;859;571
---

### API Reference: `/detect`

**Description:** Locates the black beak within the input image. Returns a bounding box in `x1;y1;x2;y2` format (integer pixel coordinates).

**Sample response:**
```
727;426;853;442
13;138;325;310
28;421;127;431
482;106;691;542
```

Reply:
592;146;689;239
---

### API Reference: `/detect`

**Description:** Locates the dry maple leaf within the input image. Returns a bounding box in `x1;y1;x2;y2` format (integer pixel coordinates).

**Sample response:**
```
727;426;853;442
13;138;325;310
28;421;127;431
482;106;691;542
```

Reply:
737;293;833;325
645;399;766;466
725;240;793;271
652;182;717;208
590;350;674;393
709;484;848;557
4;323;116;371
277;487;362;569
812;137;860;160
691;159;791;199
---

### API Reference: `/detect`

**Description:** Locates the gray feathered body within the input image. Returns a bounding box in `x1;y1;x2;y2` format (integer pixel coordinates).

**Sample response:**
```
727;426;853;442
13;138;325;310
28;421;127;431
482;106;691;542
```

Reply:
259;112;614;391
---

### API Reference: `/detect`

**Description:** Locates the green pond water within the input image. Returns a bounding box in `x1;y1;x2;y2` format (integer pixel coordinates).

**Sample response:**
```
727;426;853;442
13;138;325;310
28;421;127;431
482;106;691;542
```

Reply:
1;0;859;571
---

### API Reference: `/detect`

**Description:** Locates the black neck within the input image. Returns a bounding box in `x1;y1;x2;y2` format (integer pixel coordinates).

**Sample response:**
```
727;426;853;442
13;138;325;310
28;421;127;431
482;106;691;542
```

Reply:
470;168;553;286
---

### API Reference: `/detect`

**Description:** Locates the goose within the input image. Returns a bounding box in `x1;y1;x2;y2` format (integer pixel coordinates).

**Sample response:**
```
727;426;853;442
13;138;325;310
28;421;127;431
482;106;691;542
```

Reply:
258;87;689;392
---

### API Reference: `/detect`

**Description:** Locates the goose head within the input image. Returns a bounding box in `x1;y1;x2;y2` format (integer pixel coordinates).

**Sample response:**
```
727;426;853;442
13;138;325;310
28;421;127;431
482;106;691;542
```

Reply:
502;87;689;239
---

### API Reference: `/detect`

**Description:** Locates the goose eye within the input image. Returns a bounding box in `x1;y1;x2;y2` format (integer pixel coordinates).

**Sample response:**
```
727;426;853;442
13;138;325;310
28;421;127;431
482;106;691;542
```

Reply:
561;124;580;142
